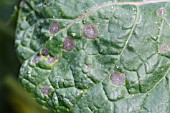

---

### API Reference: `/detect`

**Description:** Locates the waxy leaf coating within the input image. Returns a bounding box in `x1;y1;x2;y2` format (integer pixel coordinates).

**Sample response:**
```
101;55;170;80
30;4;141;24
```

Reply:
16;0;170;113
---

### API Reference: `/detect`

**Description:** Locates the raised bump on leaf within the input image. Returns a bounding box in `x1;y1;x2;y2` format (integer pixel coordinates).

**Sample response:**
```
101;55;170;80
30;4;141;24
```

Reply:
110;72;125;86
63;37;76;51
83;24;99;39
49;22;60;34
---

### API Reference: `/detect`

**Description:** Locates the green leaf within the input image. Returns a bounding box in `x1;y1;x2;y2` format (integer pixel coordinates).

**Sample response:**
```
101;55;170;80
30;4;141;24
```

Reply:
16;0;170;113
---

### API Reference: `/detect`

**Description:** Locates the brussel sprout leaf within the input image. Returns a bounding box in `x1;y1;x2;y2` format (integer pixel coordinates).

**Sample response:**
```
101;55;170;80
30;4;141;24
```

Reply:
16;0;170;113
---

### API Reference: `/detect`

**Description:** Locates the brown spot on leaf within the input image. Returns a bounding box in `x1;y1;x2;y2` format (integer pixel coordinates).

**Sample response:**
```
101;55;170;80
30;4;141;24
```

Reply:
48;55;60;64
49;22;59;34
87;65;92;72
110;72;125;86
160;44;169;53
83;24;99;39
63;37;76;51
32;55;41;63
41;87;51;95
20;0;25;8
41;48;49;56
157;8;165;16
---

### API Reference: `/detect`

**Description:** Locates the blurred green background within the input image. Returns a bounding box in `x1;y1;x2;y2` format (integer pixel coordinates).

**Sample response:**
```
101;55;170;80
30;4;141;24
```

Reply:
0;0;52;113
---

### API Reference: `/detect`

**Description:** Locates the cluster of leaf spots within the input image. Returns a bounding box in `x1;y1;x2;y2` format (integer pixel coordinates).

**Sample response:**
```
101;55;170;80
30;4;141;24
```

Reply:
32;48;60;65
16;0;170;113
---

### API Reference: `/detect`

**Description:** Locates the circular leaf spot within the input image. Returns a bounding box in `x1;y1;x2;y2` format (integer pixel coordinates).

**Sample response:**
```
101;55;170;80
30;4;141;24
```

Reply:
110;72;125;86
41;87;51;95
32;55;41;63
157;8;165;16
49;22;59;34
87;65;92;72
20;1;25;8
41;48;49;56
83;24;99;39
63;37;76;51
160;44;169;53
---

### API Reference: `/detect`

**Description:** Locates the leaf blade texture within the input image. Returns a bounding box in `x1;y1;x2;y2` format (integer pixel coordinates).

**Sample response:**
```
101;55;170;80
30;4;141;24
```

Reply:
16;0;170;113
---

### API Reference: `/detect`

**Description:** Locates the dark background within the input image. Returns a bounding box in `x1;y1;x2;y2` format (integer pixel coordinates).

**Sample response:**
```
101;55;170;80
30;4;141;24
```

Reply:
0;0;52;113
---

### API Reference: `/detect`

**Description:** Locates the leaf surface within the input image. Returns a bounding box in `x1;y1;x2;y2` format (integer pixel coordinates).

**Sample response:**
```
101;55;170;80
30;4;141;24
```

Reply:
16;0;170;113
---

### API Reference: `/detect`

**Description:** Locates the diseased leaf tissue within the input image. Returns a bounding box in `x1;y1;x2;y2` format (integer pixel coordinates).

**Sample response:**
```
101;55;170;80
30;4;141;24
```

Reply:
16;0;170;113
